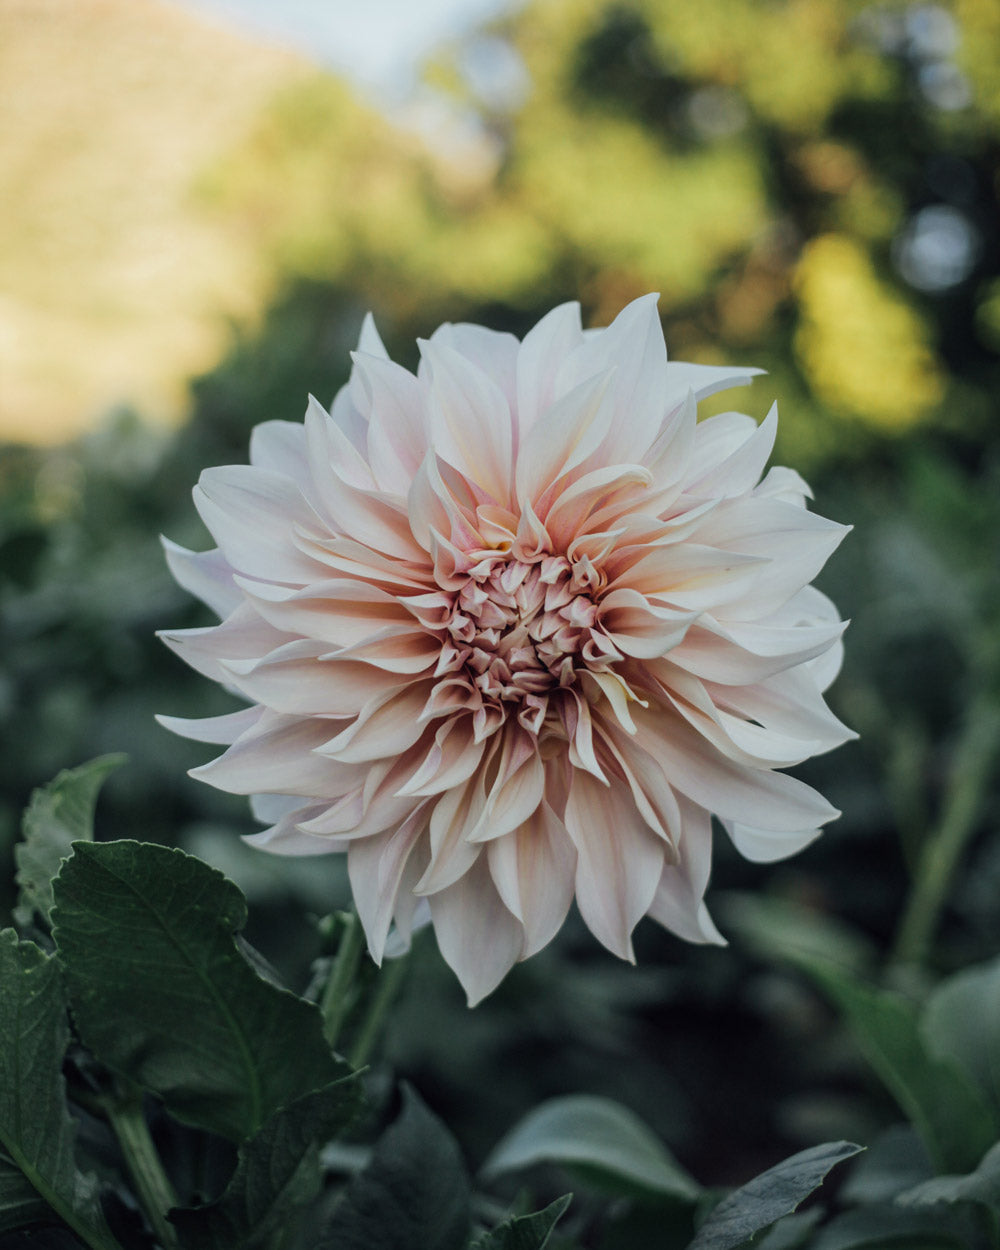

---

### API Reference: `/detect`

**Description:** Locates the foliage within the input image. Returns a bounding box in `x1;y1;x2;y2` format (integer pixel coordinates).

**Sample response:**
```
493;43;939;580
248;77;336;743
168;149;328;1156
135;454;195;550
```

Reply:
2;0;1000;1246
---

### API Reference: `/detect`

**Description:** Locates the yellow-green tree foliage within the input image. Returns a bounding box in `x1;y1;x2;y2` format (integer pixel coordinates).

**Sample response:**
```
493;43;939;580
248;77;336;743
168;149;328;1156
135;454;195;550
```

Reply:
206;0;999;466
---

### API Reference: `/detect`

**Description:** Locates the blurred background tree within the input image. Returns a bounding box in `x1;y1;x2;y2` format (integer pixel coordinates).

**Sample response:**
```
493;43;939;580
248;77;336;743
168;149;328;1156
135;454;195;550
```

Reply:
1;0;998;1188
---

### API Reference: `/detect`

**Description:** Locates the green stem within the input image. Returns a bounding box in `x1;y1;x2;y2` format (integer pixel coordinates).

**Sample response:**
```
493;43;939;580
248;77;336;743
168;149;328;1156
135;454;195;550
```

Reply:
349;950;411;1070
320;910;366;1051
891;698;1000;970
103;1085;179;1250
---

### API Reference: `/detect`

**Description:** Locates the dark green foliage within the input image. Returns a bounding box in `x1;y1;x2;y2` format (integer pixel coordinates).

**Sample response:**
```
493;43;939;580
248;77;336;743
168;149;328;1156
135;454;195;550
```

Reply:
316;1086;471;1250
687;1142;863;1250
51;840;353;1143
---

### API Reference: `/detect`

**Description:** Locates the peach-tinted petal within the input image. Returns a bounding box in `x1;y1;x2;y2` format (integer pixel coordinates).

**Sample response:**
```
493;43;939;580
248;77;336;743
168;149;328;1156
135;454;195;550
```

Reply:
487;803;577;956
564;771;666;960
428;854;525;1006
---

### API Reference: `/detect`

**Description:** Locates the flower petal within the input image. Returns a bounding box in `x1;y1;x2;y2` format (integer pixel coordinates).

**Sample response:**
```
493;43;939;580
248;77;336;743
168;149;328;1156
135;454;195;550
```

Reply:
428;855;525;1006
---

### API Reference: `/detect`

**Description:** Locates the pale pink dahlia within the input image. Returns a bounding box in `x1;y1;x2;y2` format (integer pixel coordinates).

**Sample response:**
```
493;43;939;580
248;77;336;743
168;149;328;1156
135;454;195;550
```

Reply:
159;295;853;1004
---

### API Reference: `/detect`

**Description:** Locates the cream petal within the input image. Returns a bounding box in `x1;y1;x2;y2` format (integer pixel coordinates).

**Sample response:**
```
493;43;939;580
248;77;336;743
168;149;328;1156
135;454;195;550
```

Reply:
543;463;653;550
415;781;486;895
755;464;813;505
555;293;668;465
642;389;696;491
606;543;768;611
318;681;435;764
596;588;698;659
234;576;414;648
243;802;344;856
563;771;666;960
191;713;357;798
193;465;330;584
349;803;430;964
592;720;680;843
329;383;368;455
158;603;295;684
686;405;778;499
707;666;855;753
249;792;302;824
396;718;486;797
516;301;584;438
470;745;546;842
221;642;405;716
249;419;310;488
161;538;239;619
309;392;378;492
429;321;521;410
421;338;513;505
666;615;847;685
428;855;525;1006
356;310;389;359
697;501;850;620
514;368;616;507
662;361;764;404
685;411;759;484
646;798;725;945
630;703;840;833
723;819;823;863
154;707;261;744
663;684;825;769
487;804;577;957
330;628;440;674
356;354;430;494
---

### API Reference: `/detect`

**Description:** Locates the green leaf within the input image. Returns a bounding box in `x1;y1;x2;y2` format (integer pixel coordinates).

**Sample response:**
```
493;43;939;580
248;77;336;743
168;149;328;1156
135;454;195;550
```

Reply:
923;957;1000;1121
809;1202;980;1249
839;1126;934;1206
480;1095;700;1203
0;930;120;1250
898;1141;1000;1213
800;962;996;1175
687;1141;863;1250
170;1076;364;1249
469;1194;572;1250
0;1152;51;1235
721;892;877;975
51;840;352;1142
14;756;125;928
317;1084;470;1250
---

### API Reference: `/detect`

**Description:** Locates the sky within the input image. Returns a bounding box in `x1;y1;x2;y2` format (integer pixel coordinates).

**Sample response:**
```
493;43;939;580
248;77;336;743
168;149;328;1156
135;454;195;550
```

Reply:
165;0;516;102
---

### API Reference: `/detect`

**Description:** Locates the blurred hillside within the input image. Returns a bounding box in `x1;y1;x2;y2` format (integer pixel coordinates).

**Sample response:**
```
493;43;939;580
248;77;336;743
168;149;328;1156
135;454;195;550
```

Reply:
0;0;332;442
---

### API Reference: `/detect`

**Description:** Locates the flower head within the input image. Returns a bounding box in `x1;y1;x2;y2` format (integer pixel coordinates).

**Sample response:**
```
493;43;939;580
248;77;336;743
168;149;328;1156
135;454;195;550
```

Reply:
160;295;853;1004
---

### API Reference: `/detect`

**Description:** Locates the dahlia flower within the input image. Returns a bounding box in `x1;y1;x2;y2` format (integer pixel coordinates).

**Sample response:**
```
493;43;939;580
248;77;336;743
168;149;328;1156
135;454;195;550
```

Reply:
159;295;852;1004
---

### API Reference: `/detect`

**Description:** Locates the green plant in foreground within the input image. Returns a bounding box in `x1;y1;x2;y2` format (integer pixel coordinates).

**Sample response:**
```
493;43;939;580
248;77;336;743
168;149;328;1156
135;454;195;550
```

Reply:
7;758;1000;1249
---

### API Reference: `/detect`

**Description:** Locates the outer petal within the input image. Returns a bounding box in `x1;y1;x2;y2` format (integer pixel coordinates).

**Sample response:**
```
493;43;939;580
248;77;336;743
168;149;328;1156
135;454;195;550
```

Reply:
486;804;577;957
563;771;667;960
161;539;239;620
428;854;525;1006
646;798;725;945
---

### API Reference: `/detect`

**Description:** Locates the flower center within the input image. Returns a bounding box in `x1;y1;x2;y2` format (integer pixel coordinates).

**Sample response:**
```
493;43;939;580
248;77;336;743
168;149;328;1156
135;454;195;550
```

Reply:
436;554;620;717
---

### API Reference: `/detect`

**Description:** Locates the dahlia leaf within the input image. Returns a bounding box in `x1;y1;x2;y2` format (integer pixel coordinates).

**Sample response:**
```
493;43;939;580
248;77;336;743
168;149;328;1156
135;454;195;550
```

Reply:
687;1141;863;1250
317;1084;470;1250
798;961;996;1175
480;1094;700;1203
170;1078;364;1249
805;1201;983;1249
469;1194;572;1250
923;956;1000;1125
13;755;125;929
0;930;119;1249
51;840;353;1143
0;1152;52;1236
897;1141;1000;1214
